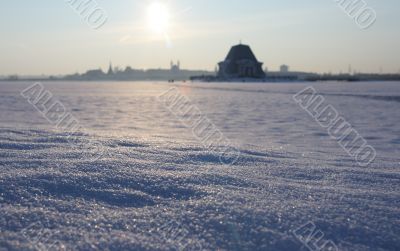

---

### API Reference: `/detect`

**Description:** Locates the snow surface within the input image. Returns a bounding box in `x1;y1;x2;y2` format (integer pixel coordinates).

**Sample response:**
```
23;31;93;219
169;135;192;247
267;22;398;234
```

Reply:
0;81;399;250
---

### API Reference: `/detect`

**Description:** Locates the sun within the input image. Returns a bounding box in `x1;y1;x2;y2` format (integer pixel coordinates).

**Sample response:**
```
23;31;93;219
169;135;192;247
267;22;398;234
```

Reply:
147;2;170;34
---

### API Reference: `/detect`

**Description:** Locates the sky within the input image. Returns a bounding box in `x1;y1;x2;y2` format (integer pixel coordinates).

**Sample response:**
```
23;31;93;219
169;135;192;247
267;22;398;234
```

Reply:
0;0;400;75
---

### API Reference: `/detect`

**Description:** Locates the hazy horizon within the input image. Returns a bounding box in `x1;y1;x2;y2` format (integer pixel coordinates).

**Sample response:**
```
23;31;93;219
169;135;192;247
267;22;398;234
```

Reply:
1;0;400;76
1;2;400;249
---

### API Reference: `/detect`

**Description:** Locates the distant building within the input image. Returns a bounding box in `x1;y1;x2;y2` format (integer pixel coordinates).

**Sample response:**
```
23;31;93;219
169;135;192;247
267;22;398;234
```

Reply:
107;62;114;75
280;64;289;73
82;69;105;80
7;75;19;81
170;61;180;74
218;44;265;79
63;61;213;81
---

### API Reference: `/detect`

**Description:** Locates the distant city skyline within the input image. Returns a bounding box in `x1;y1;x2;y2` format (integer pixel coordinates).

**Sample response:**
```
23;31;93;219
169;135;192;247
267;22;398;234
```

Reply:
1;0;400;75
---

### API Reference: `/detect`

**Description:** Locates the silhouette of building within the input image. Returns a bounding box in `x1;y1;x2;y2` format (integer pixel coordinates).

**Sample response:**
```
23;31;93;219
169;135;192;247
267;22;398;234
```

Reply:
107;62;114;75
63;61;213;81
218;44;265;79
82;69;105;80
170;60;180;74
280;64;289;73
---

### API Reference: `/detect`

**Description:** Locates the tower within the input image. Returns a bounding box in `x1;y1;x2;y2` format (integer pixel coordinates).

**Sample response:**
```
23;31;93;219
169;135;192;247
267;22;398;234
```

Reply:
280;64;289;73
107;61;114;75
170;60;180;73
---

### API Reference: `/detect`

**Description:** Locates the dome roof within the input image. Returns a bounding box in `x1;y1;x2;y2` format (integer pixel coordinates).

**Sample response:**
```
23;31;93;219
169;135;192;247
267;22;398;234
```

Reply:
225;44;258;62
218;43;265;79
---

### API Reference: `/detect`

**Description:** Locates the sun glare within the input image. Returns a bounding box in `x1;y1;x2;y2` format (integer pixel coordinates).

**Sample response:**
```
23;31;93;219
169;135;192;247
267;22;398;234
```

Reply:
147;2;170;34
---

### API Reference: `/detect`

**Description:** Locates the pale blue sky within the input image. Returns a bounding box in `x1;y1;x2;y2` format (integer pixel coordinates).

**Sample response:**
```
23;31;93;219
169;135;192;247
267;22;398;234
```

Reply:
1;0;399;75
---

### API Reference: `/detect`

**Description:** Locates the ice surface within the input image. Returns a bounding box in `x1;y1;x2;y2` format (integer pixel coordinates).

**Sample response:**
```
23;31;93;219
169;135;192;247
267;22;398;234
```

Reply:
0;81;399;250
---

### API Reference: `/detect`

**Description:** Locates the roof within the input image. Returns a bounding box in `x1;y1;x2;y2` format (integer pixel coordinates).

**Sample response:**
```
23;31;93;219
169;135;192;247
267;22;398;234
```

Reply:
225;44;258;62
218;43;265;78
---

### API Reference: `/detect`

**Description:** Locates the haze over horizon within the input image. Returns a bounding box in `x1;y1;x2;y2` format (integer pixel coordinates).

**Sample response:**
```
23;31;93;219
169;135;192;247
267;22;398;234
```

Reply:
1;0;400;76
1;1;400;250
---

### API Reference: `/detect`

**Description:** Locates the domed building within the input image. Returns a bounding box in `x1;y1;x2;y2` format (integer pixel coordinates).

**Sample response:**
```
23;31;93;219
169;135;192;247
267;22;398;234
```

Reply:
218;44;265;79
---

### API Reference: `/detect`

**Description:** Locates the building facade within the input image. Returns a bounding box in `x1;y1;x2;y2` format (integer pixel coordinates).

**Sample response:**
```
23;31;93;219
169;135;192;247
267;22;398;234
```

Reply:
218;44;265;79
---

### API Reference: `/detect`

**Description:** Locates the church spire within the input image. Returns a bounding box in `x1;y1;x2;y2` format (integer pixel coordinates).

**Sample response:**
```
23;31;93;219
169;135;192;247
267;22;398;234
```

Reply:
107;61;114;75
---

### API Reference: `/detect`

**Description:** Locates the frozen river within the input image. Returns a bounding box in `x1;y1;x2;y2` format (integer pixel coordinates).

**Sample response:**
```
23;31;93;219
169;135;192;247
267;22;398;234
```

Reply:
0;81;399;250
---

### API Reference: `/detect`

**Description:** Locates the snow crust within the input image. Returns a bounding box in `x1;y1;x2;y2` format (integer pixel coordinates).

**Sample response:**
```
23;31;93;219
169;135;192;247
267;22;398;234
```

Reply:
0;81;399;250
